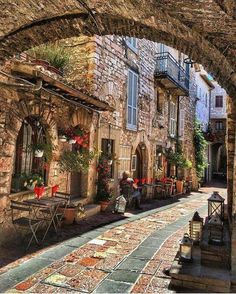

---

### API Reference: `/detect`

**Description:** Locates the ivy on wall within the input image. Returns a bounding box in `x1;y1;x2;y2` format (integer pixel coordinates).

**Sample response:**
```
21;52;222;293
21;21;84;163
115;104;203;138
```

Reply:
193;120;208;178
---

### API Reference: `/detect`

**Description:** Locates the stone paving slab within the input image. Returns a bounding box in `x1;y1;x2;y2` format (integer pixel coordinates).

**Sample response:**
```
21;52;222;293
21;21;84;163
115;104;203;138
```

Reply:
0;190;219;293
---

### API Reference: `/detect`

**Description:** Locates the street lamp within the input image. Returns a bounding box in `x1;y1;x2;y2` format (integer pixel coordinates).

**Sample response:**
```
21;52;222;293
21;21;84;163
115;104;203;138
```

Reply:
189;211;203;243
208;191;225;220
179;233;193;261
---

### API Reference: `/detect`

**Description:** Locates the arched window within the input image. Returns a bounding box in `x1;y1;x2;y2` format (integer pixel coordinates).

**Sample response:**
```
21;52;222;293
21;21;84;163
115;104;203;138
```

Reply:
11;116;49;192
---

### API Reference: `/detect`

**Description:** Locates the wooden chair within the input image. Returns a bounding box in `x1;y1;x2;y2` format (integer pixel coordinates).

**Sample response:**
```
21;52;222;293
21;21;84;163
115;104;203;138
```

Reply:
10;200;43;249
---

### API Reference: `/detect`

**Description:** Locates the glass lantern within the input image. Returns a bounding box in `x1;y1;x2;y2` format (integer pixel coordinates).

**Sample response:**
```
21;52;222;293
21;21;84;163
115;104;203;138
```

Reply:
189;211;203;243
114;195;127;214
208;215;223;245
208;191;224;220
179;233;193;261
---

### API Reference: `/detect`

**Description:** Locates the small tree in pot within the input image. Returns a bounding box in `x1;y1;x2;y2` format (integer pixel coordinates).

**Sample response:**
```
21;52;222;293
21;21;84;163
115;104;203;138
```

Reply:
96;156;113;211
58;147;98;224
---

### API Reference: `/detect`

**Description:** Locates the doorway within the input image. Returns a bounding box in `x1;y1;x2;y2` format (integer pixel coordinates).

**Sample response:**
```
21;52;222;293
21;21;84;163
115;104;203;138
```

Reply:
133;143;147;180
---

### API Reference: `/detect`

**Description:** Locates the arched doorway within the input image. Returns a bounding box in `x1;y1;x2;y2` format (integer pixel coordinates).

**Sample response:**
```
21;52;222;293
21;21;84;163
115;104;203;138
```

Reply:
212;143;227;180
133;143;148;180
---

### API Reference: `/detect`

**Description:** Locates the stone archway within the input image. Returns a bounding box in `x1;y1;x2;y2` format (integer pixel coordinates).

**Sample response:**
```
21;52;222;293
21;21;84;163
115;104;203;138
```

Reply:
0;1;236;98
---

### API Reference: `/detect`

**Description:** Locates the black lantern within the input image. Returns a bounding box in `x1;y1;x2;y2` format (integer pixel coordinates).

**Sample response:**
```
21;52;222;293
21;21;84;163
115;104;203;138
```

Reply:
208;215;223;245
189;211;203;243
208;191;225;220
179;233;193;261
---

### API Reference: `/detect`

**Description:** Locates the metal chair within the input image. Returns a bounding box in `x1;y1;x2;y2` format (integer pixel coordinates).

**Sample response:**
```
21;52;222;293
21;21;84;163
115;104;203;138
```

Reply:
10;200;43;250
54;192;71;226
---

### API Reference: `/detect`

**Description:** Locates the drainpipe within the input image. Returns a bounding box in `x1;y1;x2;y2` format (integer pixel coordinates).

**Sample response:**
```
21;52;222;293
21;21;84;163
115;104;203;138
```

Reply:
176;95;180;177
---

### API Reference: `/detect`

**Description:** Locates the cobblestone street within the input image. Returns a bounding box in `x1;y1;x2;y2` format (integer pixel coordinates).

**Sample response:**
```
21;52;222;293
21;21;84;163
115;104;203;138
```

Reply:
0;184;226;293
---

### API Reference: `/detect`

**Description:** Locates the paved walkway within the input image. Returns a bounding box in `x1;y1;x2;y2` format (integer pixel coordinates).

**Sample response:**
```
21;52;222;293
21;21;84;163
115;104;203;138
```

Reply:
1;185;226;293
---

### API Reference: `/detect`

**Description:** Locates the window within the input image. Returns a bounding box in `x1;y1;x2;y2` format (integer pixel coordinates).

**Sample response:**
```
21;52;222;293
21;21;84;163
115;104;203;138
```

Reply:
156;90;163;113
159;43;165;53
101;138;115;178
179;109;185;137
127;69;138;129
215;121;224;130
11;116;48;192
126;37;137;52
169;102;177;138
205;93;208;107
215;95;223;108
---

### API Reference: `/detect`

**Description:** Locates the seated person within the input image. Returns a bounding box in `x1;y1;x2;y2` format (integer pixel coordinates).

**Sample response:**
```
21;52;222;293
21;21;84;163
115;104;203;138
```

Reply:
119;171;142;210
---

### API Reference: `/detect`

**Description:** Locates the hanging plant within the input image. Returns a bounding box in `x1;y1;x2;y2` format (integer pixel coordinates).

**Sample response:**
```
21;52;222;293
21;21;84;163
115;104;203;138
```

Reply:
194;120;208;178
28;142;54;162
58;148;98;173
166;149;192;169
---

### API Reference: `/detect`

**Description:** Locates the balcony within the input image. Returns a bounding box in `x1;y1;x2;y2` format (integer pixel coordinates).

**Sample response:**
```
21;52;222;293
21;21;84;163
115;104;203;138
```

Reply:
154;52;189;96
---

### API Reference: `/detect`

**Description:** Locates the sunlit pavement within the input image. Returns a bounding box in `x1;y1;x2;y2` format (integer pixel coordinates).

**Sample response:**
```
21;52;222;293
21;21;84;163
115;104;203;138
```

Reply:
1;183;226;293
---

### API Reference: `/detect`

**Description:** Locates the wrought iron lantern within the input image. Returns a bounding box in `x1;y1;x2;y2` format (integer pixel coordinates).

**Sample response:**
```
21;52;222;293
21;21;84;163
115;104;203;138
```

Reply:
189;211;203;243
114;195;127;214
208;191;225;220
208;215;223;245
179;233;193;261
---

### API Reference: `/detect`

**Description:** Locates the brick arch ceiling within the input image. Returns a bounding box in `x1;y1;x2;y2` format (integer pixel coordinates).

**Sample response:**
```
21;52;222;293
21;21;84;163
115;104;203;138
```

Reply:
0;0;236;98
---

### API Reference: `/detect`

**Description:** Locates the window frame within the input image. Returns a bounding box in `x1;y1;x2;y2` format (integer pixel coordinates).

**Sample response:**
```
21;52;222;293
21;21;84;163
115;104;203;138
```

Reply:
215;95;223;108
169;102;177;138
126;37;138;53
127;69;138;130
101;138;115;179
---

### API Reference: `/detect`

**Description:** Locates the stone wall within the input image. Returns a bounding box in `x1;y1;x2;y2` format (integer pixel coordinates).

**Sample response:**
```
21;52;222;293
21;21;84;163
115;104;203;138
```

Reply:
0;68;98;245
62;35;198;190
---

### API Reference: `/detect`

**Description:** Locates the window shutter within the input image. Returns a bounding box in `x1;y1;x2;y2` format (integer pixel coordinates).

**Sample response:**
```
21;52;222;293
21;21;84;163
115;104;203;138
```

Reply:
127;70;138;129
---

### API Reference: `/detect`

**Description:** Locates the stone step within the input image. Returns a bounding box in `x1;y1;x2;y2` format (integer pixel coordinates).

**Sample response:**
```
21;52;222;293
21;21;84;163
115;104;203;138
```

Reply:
83;204;101;219
170;247;231;293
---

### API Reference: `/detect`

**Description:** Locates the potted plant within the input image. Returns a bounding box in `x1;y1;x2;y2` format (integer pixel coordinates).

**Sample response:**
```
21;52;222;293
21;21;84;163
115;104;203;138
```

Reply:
28;141;53;162
34;177;45;199
28;43;70;75
24;174;44;191
74;126;89;148
58;128;67;142
58;148;98;223
96;156;113;211
64;127;76;144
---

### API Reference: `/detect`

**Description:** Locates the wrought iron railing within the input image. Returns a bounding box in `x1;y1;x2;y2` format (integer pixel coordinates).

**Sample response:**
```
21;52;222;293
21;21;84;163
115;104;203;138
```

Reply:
155;52;190;93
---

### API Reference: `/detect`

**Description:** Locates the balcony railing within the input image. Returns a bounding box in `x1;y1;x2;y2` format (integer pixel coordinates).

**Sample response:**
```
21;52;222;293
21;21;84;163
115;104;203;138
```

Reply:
155;52;190;95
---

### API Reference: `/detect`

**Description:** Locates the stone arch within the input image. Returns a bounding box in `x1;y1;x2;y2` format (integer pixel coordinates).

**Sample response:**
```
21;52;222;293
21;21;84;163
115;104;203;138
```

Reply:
0;1;236;98
131;131;152;179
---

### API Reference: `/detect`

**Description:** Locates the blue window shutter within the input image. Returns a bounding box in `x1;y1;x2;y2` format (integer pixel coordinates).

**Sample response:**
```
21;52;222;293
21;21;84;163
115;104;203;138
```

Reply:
127;70;138;129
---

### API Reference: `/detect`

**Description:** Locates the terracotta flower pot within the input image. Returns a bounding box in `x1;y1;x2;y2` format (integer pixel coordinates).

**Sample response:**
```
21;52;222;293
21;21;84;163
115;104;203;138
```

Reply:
100;201;110;212
58;207;76;225
176;180;184;194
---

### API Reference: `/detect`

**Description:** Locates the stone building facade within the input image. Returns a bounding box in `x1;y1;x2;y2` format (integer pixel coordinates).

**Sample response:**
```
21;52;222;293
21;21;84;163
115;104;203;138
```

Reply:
61;35;198;192
0;58;111;244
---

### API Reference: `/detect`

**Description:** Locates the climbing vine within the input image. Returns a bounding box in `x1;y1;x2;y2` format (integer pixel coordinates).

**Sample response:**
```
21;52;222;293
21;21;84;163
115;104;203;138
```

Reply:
193;120;208;178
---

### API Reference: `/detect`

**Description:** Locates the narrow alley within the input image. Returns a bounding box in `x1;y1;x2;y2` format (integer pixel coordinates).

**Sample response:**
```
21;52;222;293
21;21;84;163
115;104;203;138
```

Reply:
0;183;226;293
